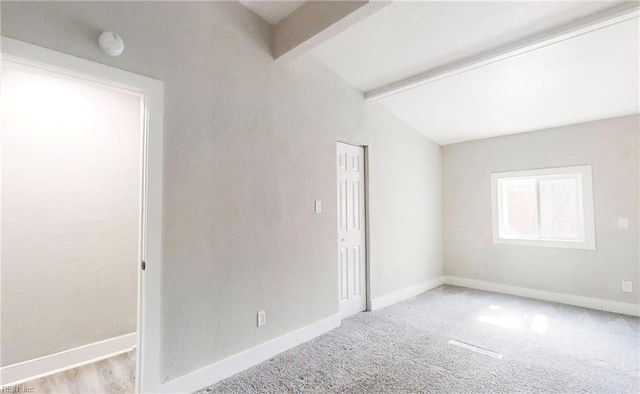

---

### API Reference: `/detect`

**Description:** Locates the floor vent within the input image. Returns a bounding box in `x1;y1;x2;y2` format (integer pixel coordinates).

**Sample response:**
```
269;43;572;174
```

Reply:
448;340;503;359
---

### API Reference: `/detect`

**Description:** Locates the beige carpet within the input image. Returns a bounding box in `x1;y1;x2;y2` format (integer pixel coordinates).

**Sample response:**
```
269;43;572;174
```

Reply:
198;285;640;393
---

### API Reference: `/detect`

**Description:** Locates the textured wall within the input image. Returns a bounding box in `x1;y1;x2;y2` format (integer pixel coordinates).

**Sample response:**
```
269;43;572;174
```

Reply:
0;1;442;382
1;65;141;366
443;115;640;304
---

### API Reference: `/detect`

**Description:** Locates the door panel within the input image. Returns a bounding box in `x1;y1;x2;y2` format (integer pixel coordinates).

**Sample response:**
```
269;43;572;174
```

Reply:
337;142;367;318
338;179;348;232
339;247;348;301
352;246;361;297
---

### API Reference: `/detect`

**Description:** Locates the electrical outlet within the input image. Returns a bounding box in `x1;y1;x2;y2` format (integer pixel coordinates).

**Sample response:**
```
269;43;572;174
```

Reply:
257;311;266;327
315;200;322;214
621;281;633;293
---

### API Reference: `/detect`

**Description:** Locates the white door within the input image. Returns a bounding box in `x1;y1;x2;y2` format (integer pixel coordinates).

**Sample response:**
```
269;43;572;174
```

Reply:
337;142;367;318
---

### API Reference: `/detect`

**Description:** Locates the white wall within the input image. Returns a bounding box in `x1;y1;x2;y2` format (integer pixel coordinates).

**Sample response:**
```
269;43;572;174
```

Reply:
1;64;141;366
443;115;639;304
0;1;443;383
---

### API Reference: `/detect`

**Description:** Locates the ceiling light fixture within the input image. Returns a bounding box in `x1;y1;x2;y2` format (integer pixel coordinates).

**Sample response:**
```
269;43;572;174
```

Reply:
98;31;124;57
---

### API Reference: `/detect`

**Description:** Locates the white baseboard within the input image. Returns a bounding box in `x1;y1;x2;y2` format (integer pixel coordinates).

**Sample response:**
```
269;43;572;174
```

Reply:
370;276;445;311
443;276;640;317
368;275;640;317
159;314;341;393
0;332;136;386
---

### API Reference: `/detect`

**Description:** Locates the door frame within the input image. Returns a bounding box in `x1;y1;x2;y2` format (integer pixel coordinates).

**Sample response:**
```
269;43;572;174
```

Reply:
1;37;164;392
336;140;372;313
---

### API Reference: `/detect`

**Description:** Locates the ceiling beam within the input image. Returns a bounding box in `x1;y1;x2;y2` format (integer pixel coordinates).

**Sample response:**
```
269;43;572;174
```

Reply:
365;3;640;102
273;0;391;64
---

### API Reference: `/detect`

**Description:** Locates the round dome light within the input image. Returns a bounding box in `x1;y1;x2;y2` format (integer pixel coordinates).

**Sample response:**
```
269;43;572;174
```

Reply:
98;31;124;57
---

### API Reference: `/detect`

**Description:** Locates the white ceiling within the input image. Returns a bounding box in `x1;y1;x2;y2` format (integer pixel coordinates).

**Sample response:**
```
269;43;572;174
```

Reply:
311;1;627;92
310;1;639;144
377;17;639;144
240;0;305;25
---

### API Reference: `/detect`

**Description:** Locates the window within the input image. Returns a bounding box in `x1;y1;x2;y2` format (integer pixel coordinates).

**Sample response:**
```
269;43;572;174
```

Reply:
491;165;595;249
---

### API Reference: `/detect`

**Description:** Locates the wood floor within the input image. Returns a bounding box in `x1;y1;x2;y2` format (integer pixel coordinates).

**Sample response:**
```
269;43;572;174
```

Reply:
14;350;135;394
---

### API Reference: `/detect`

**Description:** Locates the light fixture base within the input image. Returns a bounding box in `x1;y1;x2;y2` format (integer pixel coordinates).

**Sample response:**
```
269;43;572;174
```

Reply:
98;31;124;57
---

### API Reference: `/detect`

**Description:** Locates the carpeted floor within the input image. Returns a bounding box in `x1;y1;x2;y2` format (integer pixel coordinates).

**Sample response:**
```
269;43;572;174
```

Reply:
197;285;640;393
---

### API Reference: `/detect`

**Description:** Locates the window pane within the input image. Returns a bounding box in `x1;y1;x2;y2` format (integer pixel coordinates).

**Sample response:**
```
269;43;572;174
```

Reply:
500;179;538;238
539;178;579;239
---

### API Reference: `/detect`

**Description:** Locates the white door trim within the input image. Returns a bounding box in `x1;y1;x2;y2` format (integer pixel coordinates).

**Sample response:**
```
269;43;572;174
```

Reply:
1;37;164;393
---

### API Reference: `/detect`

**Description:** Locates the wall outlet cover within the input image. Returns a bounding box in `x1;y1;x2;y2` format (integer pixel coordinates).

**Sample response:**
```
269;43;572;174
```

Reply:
315;200;322;214
257;311;266;327
621;281;633;293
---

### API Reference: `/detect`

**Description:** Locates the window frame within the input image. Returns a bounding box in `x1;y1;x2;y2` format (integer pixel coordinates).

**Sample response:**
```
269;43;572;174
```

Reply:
490;165;596;250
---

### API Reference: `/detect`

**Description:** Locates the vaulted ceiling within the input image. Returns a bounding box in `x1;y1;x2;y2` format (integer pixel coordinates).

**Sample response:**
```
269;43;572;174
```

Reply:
241;1;639;145
239;0;305;24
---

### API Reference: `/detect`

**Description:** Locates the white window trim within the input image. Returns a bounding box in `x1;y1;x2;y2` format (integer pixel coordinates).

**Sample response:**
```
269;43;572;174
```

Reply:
490;165;596;250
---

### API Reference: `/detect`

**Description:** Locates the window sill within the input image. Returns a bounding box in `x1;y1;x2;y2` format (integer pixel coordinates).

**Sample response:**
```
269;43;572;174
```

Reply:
493;237;596;250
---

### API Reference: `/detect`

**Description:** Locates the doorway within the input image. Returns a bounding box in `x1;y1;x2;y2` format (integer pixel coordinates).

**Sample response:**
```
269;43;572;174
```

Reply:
336;142;368;318
1;57;141;392
0;38;163;392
